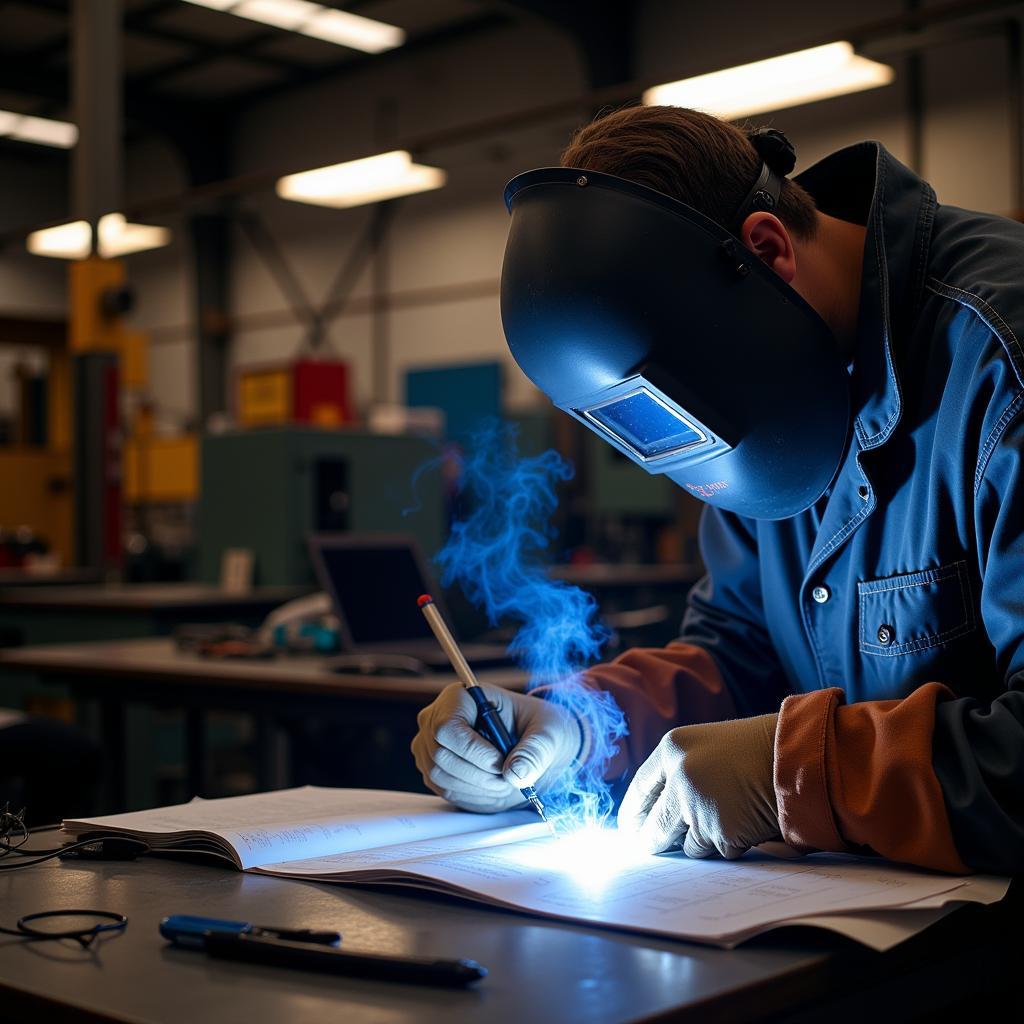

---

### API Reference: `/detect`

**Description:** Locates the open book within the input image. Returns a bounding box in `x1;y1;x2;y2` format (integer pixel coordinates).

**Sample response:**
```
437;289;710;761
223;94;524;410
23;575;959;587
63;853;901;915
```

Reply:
64;786;1010;951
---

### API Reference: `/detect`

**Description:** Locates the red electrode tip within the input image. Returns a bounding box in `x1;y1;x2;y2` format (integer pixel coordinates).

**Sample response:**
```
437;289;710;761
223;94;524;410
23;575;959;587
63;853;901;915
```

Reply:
417;594;433;607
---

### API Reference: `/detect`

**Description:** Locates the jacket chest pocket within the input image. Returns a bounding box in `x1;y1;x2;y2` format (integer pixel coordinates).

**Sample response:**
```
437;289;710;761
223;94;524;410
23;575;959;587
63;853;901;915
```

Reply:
858;561;975;657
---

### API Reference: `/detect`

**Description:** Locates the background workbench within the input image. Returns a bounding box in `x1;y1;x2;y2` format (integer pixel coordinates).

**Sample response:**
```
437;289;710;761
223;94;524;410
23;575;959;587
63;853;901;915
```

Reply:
0;582;312;745
0;637;527;811
0;583;311;646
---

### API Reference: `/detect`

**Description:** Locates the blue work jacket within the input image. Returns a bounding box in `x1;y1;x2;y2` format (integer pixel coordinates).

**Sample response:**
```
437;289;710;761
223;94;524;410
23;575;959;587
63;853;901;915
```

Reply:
681;141;1024;873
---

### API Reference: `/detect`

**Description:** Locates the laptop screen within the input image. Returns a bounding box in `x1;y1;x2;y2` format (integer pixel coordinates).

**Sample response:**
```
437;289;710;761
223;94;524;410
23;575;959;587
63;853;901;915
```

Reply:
311;536;438;646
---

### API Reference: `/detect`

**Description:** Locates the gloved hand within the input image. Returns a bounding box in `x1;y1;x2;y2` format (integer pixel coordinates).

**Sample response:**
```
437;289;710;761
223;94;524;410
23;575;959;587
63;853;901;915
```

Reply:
411;683;581;813
618;714;781;859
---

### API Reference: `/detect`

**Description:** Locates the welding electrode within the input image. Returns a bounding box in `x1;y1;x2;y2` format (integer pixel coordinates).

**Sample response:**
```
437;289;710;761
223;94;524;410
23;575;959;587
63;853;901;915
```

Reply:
417;595;550;827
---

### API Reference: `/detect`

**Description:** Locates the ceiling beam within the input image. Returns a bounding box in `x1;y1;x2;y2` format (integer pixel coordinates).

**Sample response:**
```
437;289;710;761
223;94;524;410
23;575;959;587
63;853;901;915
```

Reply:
6;0;295;86
0;1;510;121
13;0;177;65
228;9;512;109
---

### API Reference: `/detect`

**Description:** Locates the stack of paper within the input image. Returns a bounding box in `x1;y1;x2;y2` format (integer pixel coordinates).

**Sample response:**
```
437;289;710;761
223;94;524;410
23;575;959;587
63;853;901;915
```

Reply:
64;787;1010;951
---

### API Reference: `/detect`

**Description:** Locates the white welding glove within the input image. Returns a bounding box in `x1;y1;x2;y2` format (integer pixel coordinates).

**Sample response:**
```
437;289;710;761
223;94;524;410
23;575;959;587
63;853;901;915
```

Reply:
411;682;580;813
618;714;782;859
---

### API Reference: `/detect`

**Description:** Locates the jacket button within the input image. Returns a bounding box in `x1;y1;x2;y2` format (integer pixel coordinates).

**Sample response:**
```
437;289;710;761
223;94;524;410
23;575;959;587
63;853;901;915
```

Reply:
812;585;830;604
877;624;894;645
858;485;869;500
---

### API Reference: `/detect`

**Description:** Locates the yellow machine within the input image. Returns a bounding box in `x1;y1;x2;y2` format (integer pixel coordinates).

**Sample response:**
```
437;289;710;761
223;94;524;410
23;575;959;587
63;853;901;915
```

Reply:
0;315;73;567
0;256;198;571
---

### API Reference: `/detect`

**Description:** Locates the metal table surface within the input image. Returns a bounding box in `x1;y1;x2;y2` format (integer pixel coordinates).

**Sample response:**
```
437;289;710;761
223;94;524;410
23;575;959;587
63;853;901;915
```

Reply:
0;583;310;612
0;637;527;701
0;584;313;656
0;850;835;1024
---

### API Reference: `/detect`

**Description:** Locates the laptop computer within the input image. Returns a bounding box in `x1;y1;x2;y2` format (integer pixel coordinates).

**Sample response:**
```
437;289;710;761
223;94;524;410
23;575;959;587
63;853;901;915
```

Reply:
308;533;512;672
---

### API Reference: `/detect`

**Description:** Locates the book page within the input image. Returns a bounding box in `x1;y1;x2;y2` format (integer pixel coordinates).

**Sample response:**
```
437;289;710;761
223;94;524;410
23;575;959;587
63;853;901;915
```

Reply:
64;787;535;869
256;821;552;876
731;870;1012;950
257;828;988;944
735;906;961;952
67;786;1010;948
407;835;972;940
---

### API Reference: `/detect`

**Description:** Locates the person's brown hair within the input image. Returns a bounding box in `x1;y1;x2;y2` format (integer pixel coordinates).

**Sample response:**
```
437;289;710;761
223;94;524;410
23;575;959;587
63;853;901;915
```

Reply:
560;105;818;238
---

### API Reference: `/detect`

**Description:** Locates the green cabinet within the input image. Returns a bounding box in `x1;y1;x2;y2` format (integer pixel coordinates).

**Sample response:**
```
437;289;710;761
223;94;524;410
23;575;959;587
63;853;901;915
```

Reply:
198;429;445;585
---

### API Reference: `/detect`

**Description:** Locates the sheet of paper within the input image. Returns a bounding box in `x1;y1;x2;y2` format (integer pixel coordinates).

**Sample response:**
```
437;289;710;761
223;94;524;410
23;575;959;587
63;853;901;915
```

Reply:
731;868;1011;950
743;906;960;951
65;787;534;870
257;827;987;944
885;871;1009;909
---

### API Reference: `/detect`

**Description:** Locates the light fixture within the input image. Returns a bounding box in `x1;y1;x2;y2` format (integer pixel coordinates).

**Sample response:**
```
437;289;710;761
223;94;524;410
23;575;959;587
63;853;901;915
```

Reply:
276;150;446;208
183;0;404;53
97;214;173;258
0;108;77;149
233;0;316;30
26;221;91;260
642;42;894;120
27;213;172;260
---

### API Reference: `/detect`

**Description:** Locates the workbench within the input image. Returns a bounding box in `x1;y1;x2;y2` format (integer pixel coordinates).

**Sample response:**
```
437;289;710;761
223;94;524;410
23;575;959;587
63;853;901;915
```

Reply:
0;637;526;811
0;585;314;807
0;583;310;646
0;834;1018;1023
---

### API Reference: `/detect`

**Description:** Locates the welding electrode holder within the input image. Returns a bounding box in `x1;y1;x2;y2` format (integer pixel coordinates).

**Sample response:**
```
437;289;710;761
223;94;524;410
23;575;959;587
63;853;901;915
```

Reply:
468;687;518;759
416;595;547;820
467;685;515;753
463;687;547;813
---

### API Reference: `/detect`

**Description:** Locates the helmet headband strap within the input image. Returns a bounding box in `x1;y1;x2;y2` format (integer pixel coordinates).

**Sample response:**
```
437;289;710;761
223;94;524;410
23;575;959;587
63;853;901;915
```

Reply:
731;161;782;232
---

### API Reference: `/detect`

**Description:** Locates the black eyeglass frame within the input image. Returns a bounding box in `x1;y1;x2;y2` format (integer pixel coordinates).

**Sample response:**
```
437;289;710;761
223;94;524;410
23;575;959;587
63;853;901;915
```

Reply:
2;909;128;948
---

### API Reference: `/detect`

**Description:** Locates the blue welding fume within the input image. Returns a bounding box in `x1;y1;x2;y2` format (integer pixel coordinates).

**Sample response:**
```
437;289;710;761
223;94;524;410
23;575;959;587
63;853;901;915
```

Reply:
499;149;850;521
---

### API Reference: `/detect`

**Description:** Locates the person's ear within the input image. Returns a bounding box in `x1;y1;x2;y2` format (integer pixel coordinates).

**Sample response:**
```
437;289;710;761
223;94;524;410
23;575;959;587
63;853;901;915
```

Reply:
739;212;797;284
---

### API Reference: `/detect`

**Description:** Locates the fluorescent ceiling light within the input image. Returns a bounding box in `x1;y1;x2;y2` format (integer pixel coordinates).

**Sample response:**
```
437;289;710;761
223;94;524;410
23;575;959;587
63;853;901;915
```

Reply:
0;108;77;148
26;221;91;260
303;8;403;51
277;150;447;208
98;214;173;257
234;0;318;30
643;42;894;120
183;0;404;53
27;213;172;260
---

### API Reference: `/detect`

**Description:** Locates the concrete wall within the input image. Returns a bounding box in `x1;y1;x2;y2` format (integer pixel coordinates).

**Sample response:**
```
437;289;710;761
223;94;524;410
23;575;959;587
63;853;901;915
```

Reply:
0;0;1021;423
223;17;583;416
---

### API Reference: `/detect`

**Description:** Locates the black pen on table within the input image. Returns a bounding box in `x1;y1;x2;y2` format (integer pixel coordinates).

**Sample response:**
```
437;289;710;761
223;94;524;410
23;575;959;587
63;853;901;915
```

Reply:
160;913;341;949
202;932;487;987
417;594;553;831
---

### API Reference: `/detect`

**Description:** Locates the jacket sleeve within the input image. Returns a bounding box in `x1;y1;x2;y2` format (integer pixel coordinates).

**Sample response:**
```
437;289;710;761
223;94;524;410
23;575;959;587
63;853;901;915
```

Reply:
582;642;736;779
775;408;1024;875
579;506;794;778
774;684;969;873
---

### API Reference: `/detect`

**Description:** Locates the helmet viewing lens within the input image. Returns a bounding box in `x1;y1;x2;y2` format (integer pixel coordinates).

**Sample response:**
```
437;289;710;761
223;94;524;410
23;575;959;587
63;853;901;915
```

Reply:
580;386;708;462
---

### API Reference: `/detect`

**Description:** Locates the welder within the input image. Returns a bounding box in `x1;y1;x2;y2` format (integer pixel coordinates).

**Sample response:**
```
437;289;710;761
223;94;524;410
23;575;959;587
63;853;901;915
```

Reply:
412;105;1024;875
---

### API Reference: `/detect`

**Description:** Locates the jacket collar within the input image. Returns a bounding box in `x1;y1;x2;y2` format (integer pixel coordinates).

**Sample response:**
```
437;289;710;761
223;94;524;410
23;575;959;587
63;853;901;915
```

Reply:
795;142;936;451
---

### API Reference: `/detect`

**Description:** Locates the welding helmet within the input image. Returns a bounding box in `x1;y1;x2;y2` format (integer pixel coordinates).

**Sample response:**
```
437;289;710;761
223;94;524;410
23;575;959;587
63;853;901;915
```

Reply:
499;136;850;520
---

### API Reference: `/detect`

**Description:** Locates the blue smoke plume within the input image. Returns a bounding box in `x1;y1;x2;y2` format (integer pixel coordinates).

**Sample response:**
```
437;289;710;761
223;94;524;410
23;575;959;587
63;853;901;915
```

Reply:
401;449;448;519
436;419;627;828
